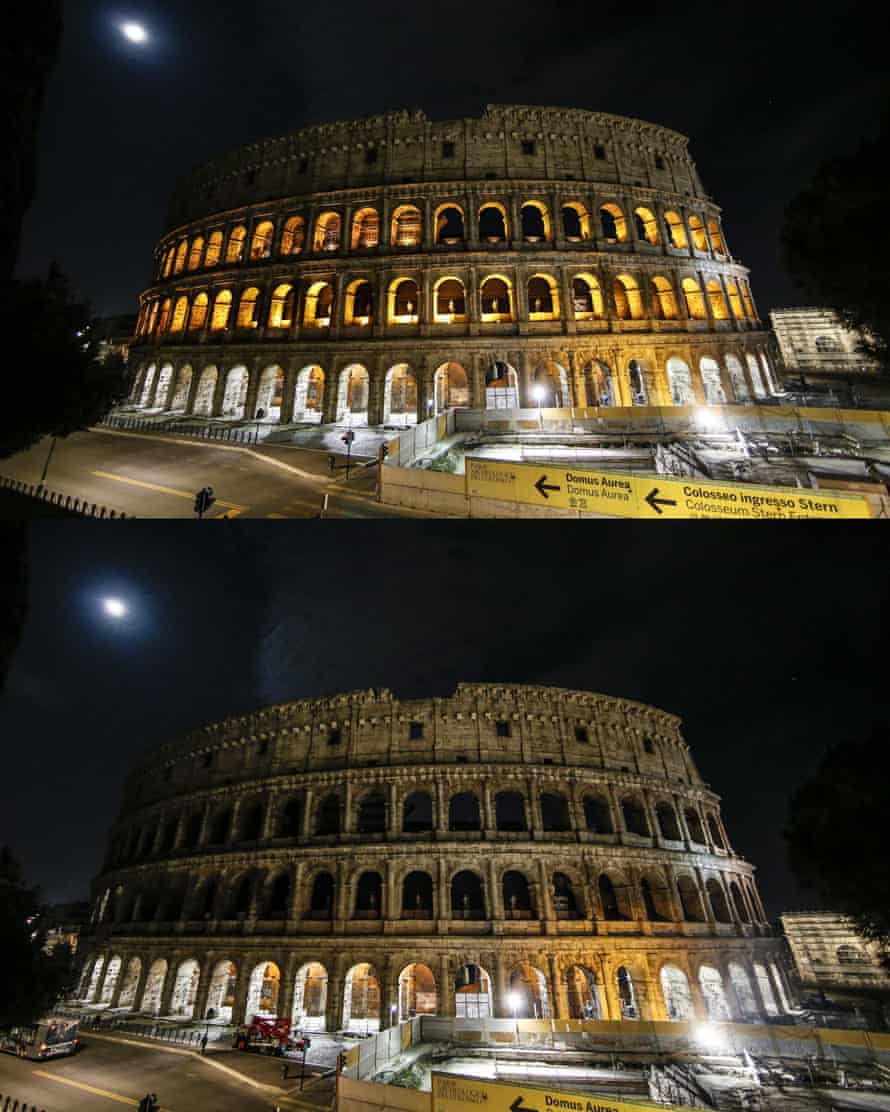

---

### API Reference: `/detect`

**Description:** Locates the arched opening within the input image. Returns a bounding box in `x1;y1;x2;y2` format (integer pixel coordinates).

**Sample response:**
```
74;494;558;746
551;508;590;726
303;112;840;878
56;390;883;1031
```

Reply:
351;208;380;250
205;960;236;1022
480;275;513;321
399;963;438;1020
616;966;639;1019
255;365;285;421
170;959;200;1018
188;293;208;332
540;792;571;831
208;806;231;845
613;275;644;320
276;798;301;839
622;796;649;837
434;277;466;322
194;876;218;919
754;963;779;1015
388;279;419;324
706;879;732;923
572;274;603;319
236;288;261;329
357;790;387;834
726;280;745;320
600;204;628;242
344;280;374;327
520;201;550;242
137;364;156;408
707;220;725;254
267;285;295;329
682;278;707;320
627;359;648;405
250;221;275;260
451;870;485;918
449;791;481;831
533;362;569;408
478;204;508;242
656;802;682;841
552;871;582;918
383;364;418;426
677;875;704;922
99;955;122;1005
640;874;670;921
688;215;708;252
154;364;174;409
314;212;341;252
265;872;291;919
240;801;264;841
435;205;465;243
303;282;334;327
583;362;615;408
706;279;730;320
141;959;167;1015
85;955;105;1002
729;963;759;1020
316;795;340;836
650;276;678;320
729;881;750;923
502;870;534;918
685;807;705;844
454;964;492;1018
698;965;732;1019
391;205;422;247
663;211;688;249
292;963;327;1031
528;275;559;320
336;365;369;426
837;944;865;965
403;791;433;833
495;791;526;832
725;354;750;402
707;814;726;849
660;965;693;1020
245;961;280;1022
157;298;172;334
173;239;188;274
281;216;305;256
561;203;590;241
342;963;380;1033
230;874;253;918
599;874;629;920
308;872;335;919
205;231;223;267
226;226;246;264
565;964;601;1018
117;957;141;1010
355;871;382;918
434;362;470;413
746;353;767;398
402;870;433;917
667;358;695;406
583;794;613;833
293;365;324;424
509;963;550;1018
210;291;232;332
222;366;249;419
170;365;192;412
484;361;519;408
700;358;727;405
633;207;659;245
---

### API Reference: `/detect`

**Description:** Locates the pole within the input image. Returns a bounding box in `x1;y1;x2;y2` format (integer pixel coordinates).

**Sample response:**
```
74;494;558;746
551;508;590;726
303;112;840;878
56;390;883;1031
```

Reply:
346;438;352;480
300;1044;307;1090
39;437;57;486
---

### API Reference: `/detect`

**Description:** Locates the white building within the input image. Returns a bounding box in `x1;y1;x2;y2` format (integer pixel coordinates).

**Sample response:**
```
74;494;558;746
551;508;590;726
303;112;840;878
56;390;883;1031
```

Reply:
770;308;877;376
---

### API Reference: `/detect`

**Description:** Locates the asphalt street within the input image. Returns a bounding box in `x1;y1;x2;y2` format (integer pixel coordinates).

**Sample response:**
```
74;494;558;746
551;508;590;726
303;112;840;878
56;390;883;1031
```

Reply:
0;429;436;519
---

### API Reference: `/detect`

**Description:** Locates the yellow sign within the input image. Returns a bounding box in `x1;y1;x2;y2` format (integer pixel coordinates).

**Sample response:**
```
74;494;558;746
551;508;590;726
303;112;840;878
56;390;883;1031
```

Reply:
465;460;872;519
432;1071;697;1112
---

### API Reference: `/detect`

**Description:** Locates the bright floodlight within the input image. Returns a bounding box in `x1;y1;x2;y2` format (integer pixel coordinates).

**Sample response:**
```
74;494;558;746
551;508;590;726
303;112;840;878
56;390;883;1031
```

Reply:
695;1022;726;1052
121;21;148;43
104;598;127;618
508;992;521;1011
533;385;546;402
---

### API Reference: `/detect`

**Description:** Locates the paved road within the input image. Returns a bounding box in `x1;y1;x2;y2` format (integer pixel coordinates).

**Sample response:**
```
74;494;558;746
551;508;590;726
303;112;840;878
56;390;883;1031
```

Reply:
0;1037;277;1111
0;429;436;519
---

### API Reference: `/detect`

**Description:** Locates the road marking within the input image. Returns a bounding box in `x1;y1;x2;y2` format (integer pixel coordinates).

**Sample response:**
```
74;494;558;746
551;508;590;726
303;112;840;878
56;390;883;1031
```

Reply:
266;513;291;518
33;1070;176;1110
92;471;246;513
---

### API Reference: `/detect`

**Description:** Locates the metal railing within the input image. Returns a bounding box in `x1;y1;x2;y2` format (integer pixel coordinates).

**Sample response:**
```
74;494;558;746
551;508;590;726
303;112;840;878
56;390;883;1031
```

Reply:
102;414;260;444
0;1094;48;1112
0;476;128;519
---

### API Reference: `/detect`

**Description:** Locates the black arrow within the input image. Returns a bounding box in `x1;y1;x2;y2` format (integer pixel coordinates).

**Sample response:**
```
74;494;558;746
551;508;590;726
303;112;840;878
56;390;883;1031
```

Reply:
535;475;561;499
645;487;678;515
510;1099;539;1112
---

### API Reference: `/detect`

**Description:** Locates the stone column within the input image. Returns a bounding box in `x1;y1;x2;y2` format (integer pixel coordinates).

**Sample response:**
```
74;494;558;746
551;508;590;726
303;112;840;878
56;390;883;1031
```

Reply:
527;778;542;838
261;793;277;840
325;972;343;1032
438;858;450;928
481;783;495;834
194;954;217;1021
560;268;576;336
132;959;151;1015
538;859;554;931
300;788;313;840
493;953;509;1018
388;781;399;838
548;955;564;1019
279;952;299;1024
439;954;453;1017
488;858;503;922
343;781;355;835
159;964;176;1017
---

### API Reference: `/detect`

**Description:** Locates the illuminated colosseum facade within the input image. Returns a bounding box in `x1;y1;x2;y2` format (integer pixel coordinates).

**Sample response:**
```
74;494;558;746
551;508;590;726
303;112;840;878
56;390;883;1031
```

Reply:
126;105;776;425
76;685;792;1032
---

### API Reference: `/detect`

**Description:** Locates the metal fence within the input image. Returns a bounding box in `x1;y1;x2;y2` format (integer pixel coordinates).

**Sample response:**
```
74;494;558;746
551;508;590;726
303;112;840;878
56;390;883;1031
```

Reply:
0;476;128;519
0;1093;47;1112
102;414;260;444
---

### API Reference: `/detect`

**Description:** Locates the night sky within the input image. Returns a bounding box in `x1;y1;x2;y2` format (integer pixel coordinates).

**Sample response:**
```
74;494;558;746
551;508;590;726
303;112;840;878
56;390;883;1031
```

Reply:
14;0;888;318
1;524;887;916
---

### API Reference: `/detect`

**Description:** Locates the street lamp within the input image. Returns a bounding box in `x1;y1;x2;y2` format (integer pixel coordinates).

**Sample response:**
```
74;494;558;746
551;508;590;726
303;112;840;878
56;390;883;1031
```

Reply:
508;991;521;1041
533;384;546;430
391;1003;398;1028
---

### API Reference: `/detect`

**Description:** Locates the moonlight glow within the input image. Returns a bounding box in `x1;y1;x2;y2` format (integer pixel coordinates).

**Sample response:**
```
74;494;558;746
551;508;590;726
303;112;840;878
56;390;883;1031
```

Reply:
120;21;149;43
103;598;128;619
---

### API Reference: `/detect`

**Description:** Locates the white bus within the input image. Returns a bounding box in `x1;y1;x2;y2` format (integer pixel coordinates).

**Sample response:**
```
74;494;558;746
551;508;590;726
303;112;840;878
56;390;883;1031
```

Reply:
0;1017;80;1059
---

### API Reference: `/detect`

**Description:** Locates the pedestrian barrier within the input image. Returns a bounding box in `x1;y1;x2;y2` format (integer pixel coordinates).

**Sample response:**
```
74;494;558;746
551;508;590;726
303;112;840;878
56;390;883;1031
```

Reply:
0;475;128;519
0;1092;47;1111
101;414;260;444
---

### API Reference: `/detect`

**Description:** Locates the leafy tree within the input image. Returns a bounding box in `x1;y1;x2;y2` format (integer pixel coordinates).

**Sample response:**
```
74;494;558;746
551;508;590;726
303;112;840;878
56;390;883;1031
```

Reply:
0;847;76;1026
785;724;890;950
0;264;130;460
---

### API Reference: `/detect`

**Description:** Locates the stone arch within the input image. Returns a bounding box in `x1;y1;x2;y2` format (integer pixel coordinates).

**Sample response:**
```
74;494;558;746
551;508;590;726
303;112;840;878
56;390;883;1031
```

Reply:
188;293;208;331
520;200;551;241
564;963;602;1018
157;298;172;334
677;874;705;921
449;790;481;831
351;207;380;250
207;805;232;846
639;870;672;921
314;211;341;252
753;963;779;1015
729;962;759;1020
599;871;632;920
682;278;707;320
293;365;324;423
221;365;249;420
650;276;678;320
495;791;526;831
342;962;380;1032
264;871;291;919
117;957;141;1010
402;870;434;916
239;800;264;841
154;363;175;408
454;963;492;1018
707;813;726;849
171;958;201;1017
552;870;583;918
434;362;470;413
303;281;334;327
357;788;387;834
293;962;328;1030
315;793;341;836
479;274;514;321
698;964;732;1019
613;274;644;320
508;961;550;1017
99;955;122;1004
236;287;261;329
706;279;730;321
572;273;604;319
141;958;167;1015
484;360;519;408
615;965;640;1019
433;277;467;322
684;806;706;844
435;203;465;243
660;964;693;1020
173;238;189;273
532;361;569;407
621;795;650;837
170;365;192;412
583;792;613;833
398;962;438;1020
725;354;750;402
245;961;280;1021
562;201;590;240
210;290;232;331
250;221;275;260
627;358;649;405
267;285;295;330
281;215;305;256
307;870;335;918
655;801;682;841
403;790;434;833
344;279;374;327
633;206;659;245
600;203;628;242
355;870;383;917
583;361;615;408
139;364;157;408
478;202;508;241
729;880;750;923
708;220;725;254
667;357;696;406
387;278;420;323
383;363;418;426
663;211;687;249
451;869;485;917
745;352;767;398
276;797;302;839
255;365;285;421
726;280;745;320
336;364;369;425
205;229;223;267
391;204;422;247
700;357;727;404
205;960;237;1021
540;791;571;831
502;869;535;918
688;214;708;251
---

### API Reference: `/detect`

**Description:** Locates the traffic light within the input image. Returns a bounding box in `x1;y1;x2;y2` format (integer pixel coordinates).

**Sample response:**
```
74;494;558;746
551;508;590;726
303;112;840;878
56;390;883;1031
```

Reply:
193;487;216;517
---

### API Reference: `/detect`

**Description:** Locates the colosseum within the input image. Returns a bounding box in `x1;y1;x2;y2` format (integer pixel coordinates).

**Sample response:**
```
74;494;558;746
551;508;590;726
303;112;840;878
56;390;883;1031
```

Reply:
76;684;792;1034
126;105;777;424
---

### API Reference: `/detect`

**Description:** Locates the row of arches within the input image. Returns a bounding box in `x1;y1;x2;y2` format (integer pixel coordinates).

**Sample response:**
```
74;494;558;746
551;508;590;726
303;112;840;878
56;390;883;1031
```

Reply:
77;951;791;1028
137;271;758;338
157;202;728;280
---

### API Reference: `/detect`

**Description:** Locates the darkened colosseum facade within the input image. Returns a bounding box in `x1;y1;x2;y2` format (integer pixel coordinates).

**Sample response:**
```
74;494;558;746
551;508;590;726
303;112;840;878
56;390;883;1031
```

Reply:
126;105;777;426
75;685;792;1032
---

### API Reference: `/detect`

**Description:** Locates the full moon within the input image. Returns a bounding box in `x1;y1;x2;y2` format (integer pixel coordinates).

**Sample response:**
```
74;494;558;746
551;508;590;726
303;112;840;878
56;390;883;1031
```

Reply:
120;21;148;43
103;598;128;618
